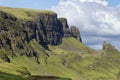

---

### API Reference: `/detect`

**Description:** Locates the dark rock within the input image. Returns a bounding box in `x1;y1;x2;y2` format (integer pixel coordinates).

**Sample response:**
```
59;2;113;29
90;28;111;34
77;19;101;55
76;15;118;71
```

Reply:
0;10;82;63
34;14;63;46
70;26;82;42
16;40;24;49
1;54;10;63
33;51;40;64
59;18;71;37
0;11;17;21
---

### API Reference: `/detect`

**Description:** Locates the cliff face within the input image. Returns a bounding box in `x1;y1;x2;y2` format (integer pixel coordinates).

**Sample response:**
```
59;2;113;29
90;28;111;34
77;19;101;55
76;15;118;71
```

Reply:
59;18;71;37
59;18;82;42
70;26;82;42
0;11;40;63
24;14;64;47
33;14;63;46
0;9;82;63
0;7;120;80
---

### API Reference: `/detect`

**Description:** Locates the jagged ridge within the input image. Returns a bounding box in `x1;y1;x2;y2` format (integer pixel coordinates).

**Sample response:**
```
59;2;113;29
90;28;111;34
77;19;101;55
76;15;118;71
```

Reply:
0;6;120;80
0;7;82;63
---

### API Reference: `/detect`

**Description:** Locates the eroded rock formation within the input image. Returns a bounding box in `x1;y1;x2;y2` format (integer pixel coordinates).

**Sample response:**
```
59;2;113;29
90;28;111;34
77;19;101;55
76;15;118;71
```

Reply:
103;41;118;52
70;26;82;42
0;10;82;63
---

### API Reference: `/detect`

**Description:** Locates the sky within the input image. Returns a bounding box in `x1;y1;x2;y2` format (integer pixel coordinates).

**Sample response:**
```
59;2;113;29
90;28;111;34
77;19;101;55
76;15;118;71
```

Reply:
0;0;120;50
0;0;59;9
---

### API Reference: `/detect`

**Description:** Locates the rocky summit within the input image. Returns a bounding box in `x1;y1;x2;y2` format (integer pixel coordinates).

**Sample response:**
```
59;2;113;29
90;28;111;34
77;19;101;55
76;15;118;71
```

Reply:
0;6;120;80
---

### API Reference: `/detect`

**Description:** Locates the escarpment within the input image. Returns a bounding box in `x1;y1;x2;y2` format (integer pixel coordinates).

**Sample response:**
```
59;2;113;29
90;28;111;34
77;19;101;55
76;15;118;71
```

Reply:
70;26;82;42
59;18;82;42
59;18;71;37
33;14;63;46
0;8;82;63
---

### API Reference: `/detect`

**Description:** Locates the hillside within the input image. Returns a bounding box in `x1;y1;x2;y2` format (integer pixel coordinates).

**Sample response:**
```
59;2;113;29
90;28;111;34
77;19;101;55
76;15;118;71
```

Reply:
0;6;120;80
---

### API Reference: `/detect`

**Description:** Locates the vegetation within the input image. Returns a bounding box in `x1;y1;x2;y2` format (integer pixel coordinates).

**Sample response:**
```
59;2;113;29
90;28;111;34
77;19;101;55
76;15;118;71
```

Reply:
0;6;56;20
0;72;30;80
0;38;119;80
0;6;120;80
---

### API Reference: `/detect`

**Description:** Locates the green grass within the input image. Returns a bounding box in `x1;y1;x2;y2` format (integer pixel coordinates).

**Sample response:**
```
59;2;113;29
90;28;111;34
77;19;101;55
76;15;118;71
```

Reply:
0;38;120;80
0;6;56;20
0;72;30;80
0;6;119;80
0;62;30;76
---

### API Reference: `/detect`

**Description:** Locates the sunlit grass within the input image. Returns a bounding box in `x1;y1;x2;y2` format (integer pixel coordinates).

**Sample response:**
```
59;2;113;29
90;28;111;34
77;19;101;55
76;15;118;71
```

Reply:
0;6;56;20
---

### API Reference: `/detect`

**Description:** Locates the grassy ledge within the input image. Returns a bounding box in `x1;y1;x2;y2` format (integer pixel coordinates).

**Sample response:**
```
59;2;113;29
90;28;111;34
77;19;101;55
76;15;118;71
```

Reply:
0;6;56;20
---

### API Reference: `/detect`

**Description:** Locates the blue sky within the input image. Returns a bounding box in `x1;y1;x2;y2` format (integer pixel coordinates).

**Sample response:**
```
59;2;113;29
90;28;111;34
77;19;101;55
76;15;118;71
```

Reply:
106;0;120;6
0;0;120;9
0;0;59;9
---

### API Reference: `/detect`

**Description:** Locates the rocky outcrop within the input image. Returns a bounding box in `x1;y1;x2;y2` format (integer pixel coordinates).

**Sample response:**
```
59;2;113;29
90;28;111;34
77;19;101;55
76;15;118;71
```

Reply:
70;26;82;42
0;10;82;63
59;18;71;37
103;41;118;52
33;14;63;46
59;18;82;42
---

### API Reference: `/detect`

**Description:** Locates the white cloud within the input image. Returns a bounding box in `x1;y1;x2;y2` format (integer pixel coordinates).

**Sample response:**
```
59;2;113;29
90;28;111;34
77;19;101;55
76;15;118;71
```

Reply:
78;0;108;6
50;0;120;50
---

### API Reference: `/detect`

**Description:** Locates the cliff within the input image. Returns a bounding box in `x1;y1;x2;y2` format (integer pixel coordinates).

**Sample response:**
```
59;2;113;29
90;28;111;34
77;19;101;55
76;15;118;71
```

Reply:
59;18;82;42
70;26;82;42
0;7;120;80
0;7;82;63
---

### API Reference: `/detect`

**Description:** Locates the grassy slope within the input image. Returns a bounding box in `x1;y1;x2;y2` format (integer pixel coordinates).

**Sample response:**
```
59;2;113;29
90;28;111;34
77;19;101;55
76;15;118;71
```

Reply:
0;59;30;80
0;37;119;80
10;38;82;80
0;6;120;80
48;38;120;80
0;38;119;80
0;72;29;80
0;6;56;20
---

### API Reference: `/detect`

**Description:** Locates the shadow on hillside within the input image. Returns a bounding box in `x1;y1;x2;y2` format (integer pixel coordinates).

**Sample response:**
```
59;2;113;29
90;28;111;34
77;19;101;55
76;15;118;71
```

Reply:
0;71;29;80
30;76;72;80
0;71;72;80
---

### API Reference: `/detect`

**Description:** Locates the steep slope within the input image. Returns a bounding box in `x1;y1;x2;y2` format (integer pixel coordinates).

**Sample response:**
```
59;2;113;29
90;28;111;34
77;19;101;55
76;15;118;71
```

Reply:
9;38;120;80
0;6;120;80
0;59;30;80
0;6;83;80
